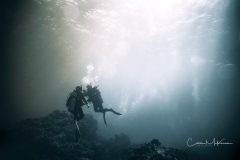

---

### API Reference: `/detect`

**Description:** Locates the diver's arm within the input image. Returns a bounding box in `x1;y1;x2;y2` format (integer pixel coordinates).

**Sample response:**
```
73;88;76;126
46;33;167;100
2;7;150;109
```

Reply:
82;95;89;108
86;91;92;102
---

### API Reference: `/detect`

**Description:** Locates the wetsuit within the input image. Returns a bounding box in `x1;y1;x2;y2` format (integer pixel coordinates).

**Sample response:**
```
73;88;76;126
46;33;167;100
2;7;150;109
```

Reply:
86;86;121;125
86;87;109;112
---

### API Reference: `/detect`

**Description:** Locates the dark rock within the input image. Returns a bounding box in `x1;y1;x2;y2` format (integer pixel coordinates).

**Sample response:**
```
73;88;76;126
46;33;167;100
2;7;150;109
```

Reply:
151;139;161;146
122;139;188;160
0;110;189;160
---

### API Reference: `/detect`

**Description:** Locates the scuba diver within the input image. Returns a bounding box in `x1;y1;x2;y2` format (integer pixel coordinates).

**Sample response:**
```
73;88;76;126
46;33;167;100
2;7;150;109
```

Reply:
66;86;89;121
84;84;122;125
66;85;89;142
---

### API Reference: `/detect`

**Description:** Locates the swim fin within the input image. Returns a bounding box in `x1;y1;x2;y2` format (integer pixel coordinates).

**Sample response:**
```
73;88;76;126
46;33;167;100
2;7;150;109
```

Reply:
103;111;107;125
75;129;80;142
102;109;122;126
110;108;122;115
75;121;81;142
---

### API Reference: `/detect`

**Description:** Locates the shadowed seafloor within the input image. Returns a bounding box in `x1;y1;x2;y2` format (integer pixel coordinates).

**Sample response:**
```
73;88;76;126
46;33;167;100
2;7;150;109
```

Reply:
0;110;195;160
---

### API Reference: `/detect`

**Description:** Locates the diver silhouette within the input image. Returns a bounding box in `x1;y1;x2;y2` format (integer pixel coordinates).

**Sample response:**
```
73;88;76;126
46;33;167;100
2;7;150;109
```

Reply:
66;86;89;142
66;86;89;122
84;84;122;125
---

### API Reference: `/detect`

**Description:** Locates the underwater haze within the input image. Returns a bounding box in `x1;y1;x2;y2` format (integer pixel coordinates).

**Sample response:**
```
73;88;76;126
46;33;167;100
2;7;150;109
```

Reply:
2;0;240;159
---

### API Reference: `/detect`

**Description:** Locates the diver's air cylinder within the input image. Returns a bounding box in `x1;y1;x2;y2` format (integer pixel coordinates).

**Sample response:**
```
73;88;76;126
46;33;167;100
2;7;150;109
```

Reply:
68;92;77;113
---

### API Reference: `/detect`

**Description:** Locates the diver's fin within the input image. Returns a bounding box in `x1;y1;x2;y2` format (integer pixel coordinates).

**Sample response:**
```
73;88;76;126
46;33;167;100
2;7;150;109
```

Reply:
103;111;107;126
75;121;81;137
75;129;80;142
102;109;121;125
110;108;122;115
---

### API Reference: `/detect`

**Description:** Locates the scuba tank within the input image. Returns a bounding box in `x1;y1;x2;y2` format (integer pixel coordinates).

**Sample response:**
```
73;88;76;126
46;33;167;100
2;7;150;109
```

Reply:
93;89;103;103
89;86;104;104
66;91;77;114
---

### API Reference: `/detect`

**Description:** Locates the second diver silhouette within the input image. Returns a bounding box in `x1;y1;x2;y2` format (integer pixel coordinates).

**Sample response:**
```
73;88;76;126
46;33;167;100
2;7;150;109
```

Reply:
84;84;122;125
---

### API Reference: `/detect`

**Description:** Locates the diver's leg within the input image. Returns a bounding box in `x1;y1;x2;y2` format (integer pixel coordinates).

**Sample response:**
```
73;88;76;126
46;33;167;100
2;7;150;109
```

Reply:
101;103;122;115
73;111;78;122
74;120;81;142
93;104;103;112
73;106;80;121
95;103;121;115
72;113;80;142
77;107;84;121
99;104;111;112
96;104;108;125
102;108;111;112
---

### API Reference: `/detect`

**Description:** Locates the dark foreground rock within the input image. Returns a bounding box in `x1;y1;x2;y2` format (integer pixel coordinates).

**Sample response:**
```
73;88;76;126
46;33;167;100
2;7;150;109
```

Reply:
122;139;188;160
0;110;188;160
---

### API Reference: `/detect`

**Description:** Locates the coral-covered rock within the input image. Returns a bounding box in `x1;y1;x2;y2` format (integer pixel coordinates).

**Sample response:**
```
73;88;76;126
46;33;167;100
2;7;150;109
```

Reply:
0;110;189;160
122;139;188;160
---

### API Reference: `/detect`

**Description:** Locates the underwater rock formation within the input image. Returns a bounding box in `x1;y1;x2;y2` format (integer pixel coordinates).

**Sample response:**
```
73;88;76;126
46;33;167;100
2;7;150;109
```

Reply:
122;139;188;160
0;110;188;160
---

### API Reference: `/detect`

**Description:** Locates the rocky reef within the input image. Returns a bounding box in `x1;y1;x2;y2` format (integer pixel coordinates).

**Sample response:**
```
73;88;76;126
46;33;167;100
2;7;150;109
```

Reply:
122;139;188;160
0;110;189;160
